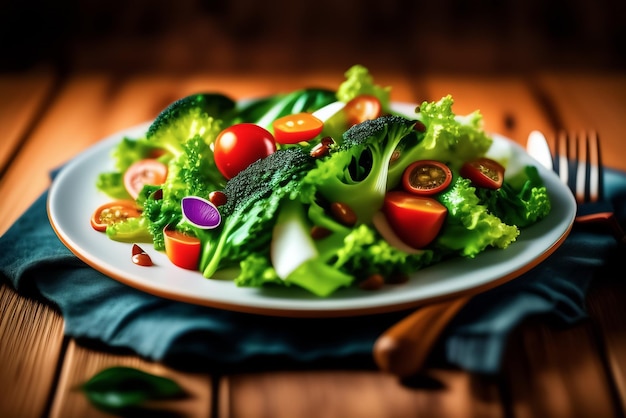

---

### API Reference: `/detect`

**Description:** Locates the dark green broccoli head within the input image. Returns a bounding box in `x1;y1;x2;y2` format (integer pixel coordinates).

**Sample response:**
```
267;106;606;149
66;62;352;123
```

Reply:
199;146;316;277
222;147;316;217
340;114;417;150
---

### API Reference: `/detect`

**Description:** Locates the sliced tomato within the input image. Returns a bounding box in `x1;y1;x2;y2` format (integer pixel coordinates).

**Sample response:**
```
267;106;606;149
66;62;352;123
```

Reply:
344;95;382;127
90;200;142;232
460;157;505;189
402;160;452;196
124;159;168;200
214;123;277;179
163;227;202;270
272;113;323;144
382;191;448;249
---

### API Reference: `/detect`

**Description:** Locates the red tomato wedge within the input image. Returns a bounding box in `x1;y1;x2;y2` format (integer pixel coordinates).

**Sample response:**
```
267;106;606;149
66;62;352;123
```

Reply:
272;113;323;144
124;159;168;200
90;200;142;232
214;123;277;179
460;157;505;189
382;191;448;249
402;160;452;196
163;227;202;270
344;94;382;127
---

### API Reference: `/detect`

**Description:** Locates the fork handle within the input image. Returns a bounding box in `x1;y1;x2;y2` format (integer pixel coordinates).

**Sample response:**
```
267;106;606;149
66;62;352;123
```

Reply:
575;212;626;244
373;295;472;377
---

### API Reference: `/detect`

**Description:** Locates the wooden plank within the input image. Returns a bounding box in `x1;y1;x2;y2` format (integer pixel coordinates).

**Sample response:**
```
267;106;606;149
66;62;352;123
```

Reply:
0;68;56;174
535;72;626;171
0;283;65;418
219;369;503;418
0;73;183;236
49;339;212;418
501;319;617;417
587;276;626;415
0;74;119;236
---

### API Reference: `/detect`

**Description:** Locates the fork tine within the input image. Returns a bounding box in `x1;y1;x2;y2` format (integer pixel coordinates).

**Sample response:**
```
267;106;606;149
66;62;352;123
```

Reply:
557;130;602;204
587;130;601;202
558;129;624;243
575;130;602;203
556;130;569;186
575;131;587;203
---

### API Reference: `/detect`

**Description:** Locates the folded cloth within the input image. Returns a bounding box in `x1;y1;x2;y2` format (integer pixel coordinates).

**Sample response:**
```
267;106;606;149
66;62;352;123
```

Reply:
1;169;624;375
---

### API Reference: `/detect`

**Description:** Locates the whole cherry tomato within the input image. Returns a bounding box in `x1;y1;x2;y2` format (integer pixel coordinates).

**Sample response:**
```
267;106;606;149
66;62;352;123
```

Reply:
460;157;505;189
344;95;382;127
214;123;277;179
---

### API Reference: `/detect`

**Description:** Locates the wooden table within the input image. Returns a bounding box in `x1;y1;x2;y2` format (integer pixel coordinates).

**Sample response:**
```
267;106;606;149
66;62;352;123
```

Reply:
1;62;626;417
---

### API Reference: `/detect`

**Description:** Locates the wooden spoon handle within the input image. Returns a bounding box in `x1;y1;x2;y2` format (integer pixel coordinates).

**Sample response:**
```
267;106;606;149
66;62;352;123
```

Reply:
373;295;472;377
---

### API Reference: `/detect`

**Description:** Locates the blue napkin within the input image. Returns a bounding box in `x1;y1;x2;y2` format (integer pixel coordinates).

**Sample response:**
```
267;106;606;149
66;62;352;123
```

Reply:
1;169;624;375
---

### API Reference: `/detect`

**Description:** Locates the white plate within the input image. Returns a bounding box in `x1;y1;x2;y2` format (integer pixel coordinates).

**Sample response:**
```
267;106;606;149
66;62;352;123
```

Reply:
47;103;576;317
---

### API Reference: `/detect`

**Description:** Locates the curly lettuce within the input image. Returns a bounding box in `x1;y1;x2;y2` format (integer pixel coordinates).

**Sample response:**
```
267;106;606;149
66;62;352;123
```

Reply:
336;64;392;113
435;177;520;257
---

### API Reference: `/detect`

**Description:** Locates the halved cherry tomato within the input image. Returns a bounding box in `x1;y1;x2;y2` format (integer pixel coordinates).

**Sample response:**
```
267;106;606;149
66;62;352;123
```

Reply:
163;226;202;270
90;200;142;232
344;94;382;127
460;157;505;189
382;191;448;249
402;160;452;196
272;112;323;144
123;159;168;200
214;123;277;179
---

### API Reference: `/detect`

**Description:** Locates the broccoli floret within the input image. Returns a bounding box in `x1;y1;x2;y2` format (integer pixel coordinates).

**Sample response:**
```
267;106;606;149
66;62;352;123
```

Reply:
301;115;418;225
146;93;236;156
198;147;317;277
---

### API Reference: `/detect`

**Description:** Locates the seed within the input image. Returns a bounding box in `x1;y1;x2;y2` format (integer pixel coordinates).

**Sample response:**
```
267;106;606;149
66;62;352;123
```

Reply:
321;136;334;146
209;190;227;207
151;189;163;200
359;274;385;290
414;120;426;132
131;244;153;266
311;225;332;240
330;202;357;226
132;253;153;267
310;142;330;158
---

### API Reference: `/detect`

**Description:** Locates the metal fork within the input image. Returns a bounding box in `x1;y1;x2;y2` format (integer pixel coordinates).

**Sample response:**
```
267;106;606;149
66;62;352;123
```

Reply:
555;130;626;243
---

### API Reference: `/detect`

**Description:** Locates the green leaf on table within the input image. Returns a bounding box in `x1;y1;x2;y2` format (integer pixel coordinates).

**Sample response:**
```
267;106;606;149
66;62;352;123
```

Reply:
80;366;187;415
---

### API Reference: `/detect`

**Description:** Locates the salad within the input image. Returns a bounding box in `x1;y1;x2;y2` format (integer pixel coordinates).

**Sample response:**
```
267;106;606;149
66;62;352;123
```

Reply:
91;65;551;297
